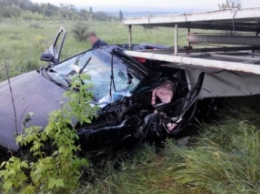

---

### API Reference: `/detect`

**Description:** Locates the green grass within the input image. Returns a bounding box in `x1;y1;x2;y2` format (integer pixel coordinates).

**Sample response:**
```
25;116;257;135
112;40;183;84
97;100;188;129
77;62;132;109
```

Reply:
0;19;187;80
1;19;260;194
81;97;260;194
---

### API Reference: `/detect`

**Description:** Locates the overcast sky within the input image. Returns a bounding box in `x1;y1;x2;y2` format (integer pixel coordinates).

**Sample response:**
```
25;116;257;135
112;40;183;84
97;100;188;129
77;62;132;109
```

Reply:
31;0;260;11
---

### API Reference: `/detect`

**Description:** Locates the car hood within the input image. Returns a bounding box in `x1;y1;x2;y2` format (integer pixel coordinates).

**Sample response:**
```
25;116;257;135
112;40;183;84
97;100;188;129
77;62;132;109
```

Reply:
0;71;65;151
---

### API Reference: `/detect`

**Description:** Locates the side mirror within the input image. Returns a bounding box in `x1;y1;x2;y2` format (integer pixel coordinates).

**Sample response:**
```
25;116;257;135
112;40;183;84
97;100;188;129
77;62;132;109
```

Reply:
40;52;55;62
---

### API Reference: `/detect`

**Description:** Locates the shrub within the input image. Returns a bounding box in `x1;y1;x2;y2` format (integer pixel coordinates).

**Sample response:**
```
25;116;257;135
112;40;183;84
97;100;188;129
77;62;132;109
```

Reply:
218;0;242;10
82;98;260;194
0;74;97;194
72;22;89;42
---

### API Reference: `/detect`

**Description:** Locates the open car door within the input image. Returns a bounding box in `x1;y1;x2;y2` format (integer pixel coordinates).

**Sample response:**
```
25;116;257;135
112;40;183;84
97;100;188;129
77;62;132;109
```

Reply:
40;26;67;65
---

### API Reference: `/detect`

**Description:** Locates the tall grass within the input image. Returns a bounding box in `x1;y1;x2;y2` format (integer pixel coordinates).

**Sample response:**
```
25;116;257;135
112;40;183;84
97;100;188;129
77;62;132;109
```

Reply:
82;97;260;194
1;19;260;194
0;20;187;81
173;122;260;194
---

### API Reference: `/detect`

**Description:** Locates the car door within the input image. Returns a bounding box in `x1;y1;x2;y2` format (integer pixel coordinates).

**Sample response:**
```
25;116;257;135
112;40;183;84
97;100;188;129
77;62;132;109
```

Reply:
40;27;67;65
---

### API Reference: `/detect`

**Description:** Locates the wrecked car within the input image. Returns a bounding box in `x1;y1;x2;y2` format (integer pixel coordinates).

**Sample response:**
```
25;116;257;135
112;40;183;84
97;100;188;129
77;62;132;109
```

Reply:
0;28;201;152
1;25;260;153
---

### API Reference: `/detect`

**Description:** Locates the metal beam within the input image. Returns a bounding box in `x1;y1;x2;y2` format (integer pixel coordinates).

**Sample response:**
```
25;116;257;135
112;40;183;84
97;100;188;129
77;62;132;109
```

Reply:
210;53;260;63
124;50;260;75
143;22;260;32
139;46;260;55
174;24;178;55
128;25;132;50
188;34;260;46
123;7;260;26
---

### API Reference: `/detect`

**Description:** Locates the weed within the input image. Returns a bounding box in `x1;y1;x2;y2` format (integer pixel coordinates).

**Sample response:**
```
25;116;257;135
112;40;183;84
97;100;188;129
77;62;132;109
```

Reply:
72;22;89;42
0;74;97;194
28;23;43;29
80;98;260;194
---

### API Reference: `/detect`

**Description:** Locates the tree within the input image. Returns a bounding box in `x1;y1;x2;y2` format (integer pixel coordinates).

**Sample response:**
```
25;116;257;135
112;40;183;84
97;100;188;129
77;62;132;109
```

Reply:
79;9;88;18
0;0;117;21
89;6;93;21
72;22;89;41
218;0;242;10
119;10;124;21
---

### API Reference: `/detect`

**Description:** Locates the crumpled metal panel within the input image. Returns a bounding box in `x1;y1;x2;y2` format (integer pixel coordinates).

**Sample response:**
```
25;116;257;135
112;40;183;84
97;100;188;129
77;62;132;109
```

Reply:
186;70;260;99
0;71;65;151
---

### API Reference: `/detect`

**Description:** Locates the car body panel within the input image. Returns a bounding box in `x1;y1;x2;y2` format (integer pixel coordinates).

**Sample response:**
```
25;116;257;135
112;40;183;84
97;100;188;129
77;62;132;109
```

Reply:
185;70;260;99
0;71;65;151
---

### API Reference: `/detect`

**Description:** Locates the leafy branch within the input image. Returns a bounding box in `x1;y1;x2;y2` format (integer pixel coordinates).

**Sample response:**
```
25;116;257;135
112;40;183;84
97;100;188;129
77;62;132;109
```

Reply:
0;74;97;193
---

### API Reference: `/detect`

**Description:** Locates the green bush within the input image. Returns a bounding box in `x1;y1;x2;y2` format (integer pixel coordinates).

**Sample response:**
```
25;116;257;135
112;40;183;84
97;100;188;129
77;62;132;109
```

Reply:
72;22;89;42
81;98;260;194
0;74;97;194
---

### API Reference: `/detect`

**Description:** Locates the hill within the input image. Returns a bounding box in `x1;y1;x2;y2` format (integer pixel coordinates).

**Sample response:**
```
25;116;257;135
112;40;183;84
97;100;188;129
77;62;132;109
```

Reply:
0;0;117;21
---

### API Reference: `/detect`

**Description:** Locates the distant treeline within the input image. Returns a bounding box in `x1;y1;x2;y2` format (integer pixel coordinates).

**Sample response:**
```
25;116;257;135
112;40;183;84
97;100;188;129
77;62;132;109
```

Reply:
0;0;118;21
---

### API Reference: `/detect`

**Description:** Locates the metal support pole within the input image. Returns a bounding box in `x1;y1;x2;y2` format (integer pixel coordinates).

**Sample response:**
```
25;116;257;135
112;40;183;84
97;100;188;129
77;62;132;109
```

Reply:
174;24;178;55
128;25;132;51
188;28;191;48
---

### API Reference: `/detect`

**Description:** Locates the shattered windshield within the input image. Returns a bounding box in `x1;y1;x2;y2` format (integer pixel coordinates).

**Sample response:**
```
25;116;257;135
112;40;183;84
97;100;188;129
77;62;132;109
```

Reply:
48;49;130;101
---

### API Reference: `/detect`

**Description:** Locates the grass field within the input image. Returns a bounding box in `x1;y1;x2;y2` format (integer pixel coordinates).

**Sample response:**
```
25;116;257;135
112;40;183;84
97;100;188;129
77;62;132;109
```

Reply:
83;97;260;194
0;19;187;80
1;19;260;194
